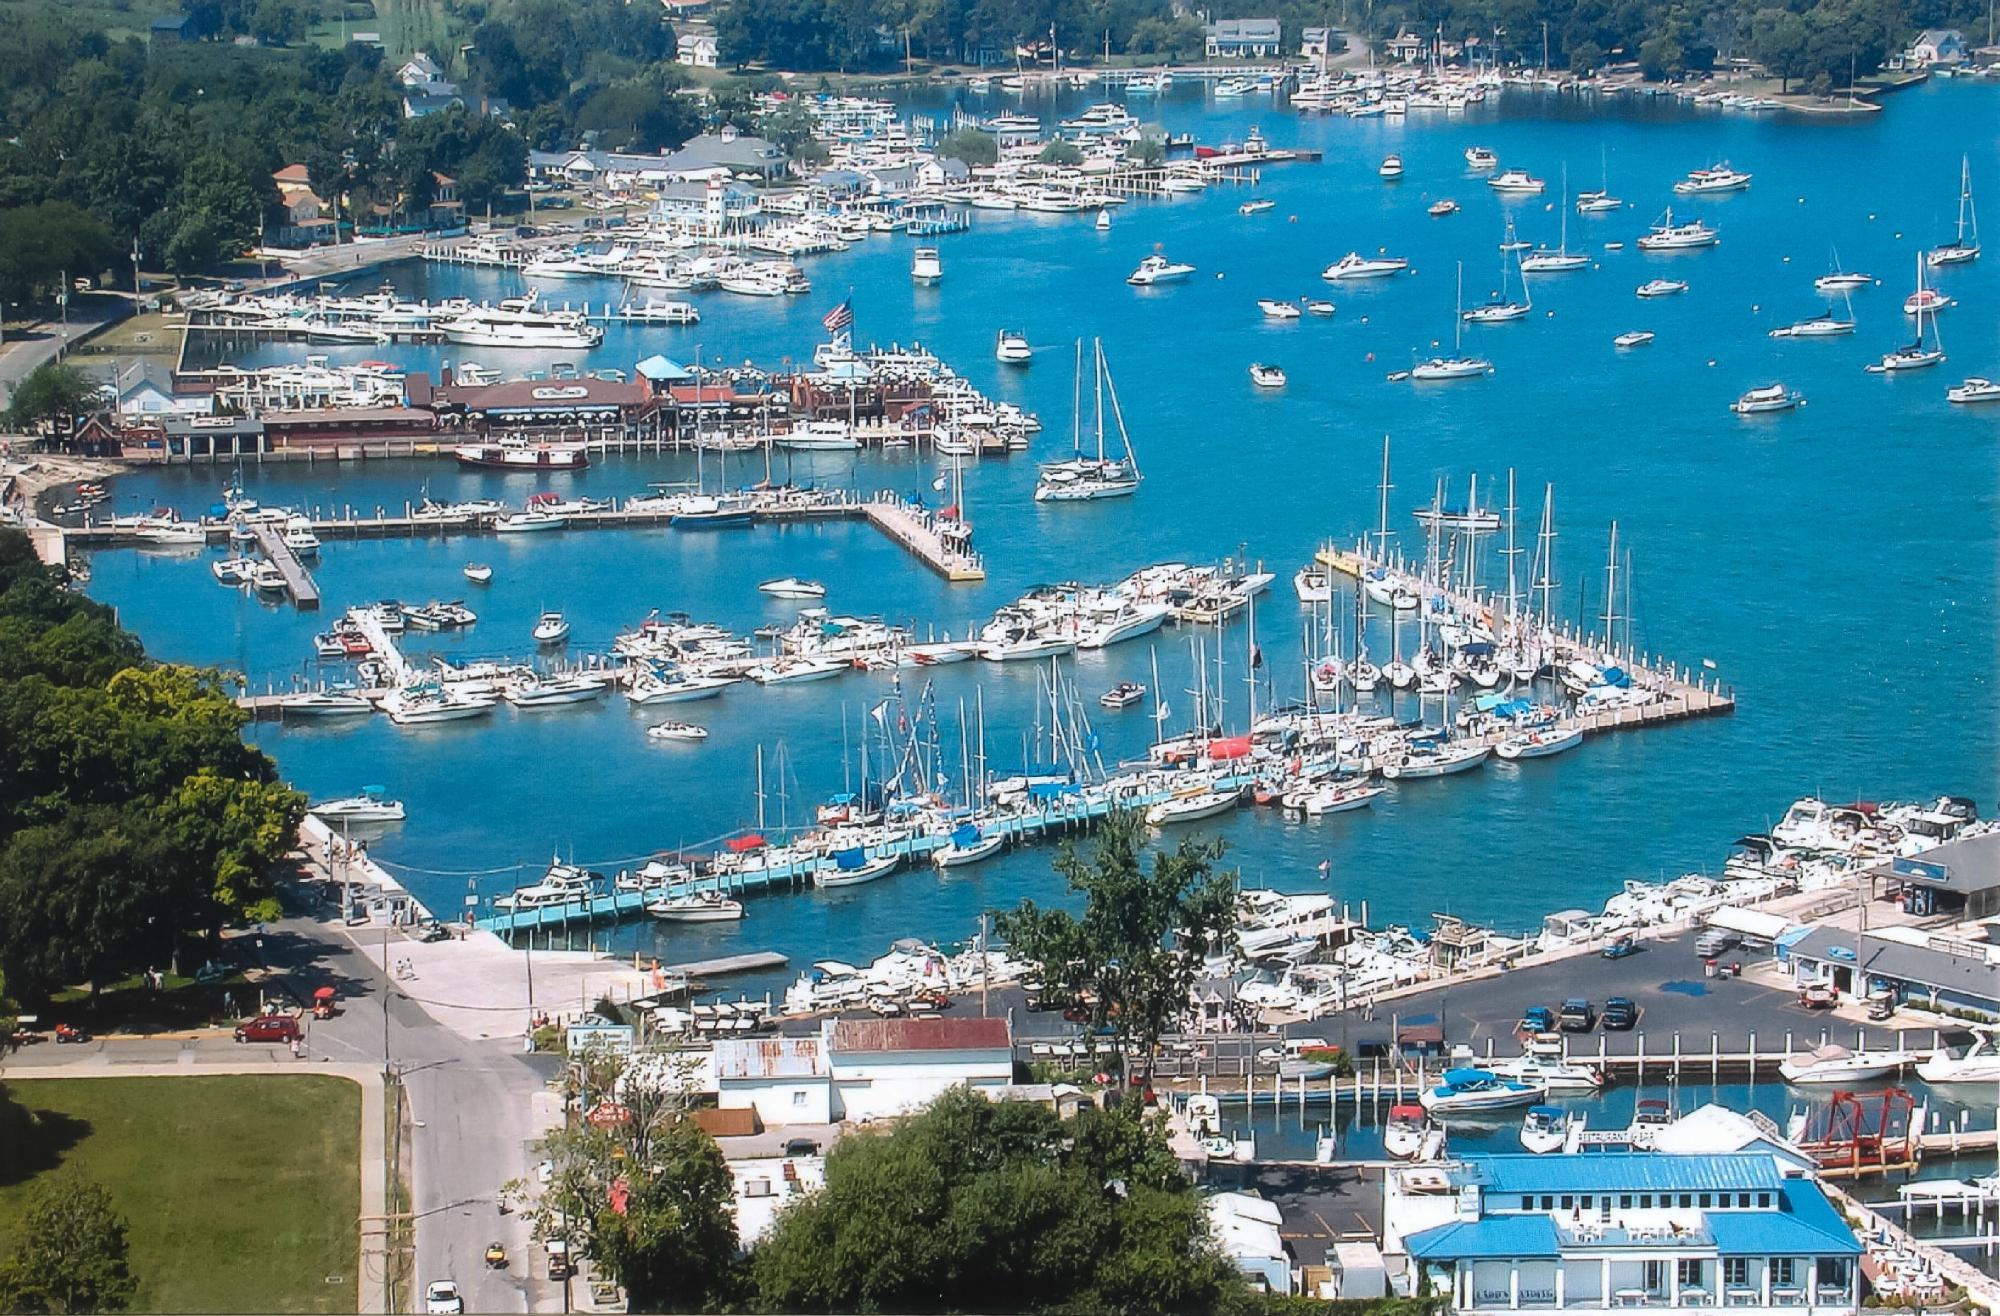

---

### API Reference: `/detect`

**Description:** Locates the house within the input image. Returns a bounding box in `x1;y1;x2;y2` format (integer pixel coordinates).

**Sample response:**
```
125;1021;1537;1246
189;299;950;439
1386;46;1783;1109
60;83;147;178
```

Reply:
1206;18;1282;59
1910;29;1966;64
427;171;464;228
149;14;193;42
677;32;719;67
113;361;209;422
916;157;969;189
1384;1152;1862;1312
270;165;336;247
1876;829;2000;920
1785;921;2000;1018
396;51;451;91
403;90;465;120
714;1036;833;1126
825;1016;1013;1122
664;129;786;180
1301;26;1333;58
1386;25;1429;63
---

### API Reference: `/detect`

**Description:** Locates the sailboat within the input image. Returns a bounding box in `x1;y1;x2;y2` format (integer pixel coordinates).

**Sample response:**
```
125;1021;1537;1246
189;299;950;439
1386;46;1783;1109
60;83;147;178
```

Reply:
1464;239;1531;323
1575;148;1622;213
1521;168;1590;272
1406;264;1494;380
1034;339;1142;502
1927;155;1980;268
1867;255;1946;373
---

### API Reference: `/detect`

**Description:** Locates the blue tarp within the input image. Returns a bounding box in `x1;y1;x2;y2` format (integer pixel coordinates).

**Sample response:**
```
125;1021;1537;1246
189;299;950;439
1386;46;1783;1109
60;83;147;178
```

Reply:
1028;781;1082;800
1600;665;1631;687
950;823;982;847
833;848;868;870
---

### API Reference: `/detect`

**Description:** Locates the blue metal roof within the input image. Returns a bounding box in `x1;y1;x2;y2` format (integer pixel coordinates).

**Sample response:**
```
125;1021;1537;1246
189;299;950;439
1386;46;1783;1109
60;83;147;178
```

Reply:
1706;1184;1862;1257
1468;1153;1784;1195
1407;1215;1560;1261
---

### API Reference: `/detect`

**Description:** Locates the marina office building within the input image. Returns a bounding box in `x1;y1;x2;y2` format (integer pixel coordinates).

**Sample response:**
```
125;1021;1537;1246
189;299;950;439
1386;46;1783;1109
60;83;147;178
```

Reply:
714;1016;1013;1126
1385;1153;1861;1312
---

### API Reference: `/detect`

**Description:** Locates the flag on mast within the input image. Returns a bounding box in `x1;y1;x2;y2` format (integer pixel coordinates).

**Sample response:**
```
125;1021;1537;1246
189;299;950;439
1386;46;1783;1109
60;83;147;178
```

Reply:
822;298;854;333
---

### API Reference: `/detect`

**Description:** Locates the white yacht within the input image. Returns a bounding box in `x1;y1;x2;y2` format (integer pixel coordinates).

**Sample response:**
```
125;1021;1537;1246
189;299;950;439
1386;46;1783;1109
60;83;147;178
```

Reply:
1636;278;1688;298
281;516;320;556
1248;363;1287;388
1575;189;1622;213
1729;383;1803;415
932;826;1005;867
1035;340;1143;503
212;557;254;585
1378;153;1404;179
439;293;602;349
1407;265;1491;380
277;690;374;717
646;720;709;741
1127;253;1196;286
1947;377;2000;404
1496;724;1586;758
382;683;497;725
1145;785;1245;827
495;859;597;911
1815;270;1874;292
1420;1069;1545;1115
1519;1106;1572;1154
1917;1029;2000;1083
1322;252;1409;280
745;655;848;684
815;850;901;888
625;670;738;704
1613;330;1655;348
775;420;860;451
502;673;608;707
995;329;1033;364
1487;168;1545;194
1239;198;1276;215
1382;740;1490;778
1257;298;1302;320
493;510;568;533
1927;155;1979;268
647;890;742;922
453;437;589;471
1870;257;1947;372
310;793;406;823
1778;1043;1907;1085
910;246;942;283
758;577;826;599
531;610;570;644
1464;147;1498;170
1636;210;1719;250
1674;164;1753;195
1769;308;1855;338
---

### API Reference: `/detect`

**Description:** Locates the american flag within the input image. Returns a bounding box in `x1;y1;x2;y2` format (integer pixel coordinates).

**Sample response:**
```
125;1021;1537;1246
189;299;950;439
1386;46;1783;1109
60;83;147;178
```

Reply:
821;298;853;333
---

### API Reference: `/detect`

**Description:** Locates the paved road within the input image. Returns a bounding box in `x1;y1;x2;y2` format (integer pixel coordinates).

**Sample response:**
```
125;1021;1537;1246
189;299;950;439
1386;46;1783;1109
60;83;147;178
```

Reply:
0;298;129;405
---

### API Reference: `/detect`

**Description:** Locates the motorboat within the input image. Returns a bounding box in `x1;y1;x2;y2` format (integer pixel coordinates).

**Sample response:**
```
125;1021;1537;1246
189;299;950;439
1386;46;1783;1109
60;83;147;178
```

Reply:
1815;270;1874;292
531;611;570;644
281;517;321;556
212;557;254;586
1293;566;1330;602
1408;356;1491;381
1378;154;1404;179
251;561;288;594
1239;199;1276;215
746;655;849;684
1322;252;1409;280
1481;1052;1606;1092
1947;377;2000;404
1519;1106;1572;1154
1099;681;1146;710
1127;253;1196;286
493;511;567;533
141;521;208;547
1383;741;1490;779
1420;1068;1546;1115
815;849;902;887
1926;156;1979;268
646;890;743;921
758;577;827;599
440;293;602;349
1497;724;1585;758
310;792;406;823
1613;331;1655;348
1257;299;1302;320
1729;383;1803;415
932;824;1005;868
463;563;493;584
277;690;374;717
1636;210;1718;250
1636;279;1688;298
502;673;609;707
1428;199;1460;217
1904;287;1953;316
1145;785;1245;827
1627;1098;1674;1150
995;329;1033;364
1464;147;1498;170
976;635;1076;662
909;246;942;283
383;684;497;725
646;721;710;742
495;858;598;911
1383;1104;1438;1159
1778;1043;1907;1085
1248;363;1287;389
1095;209;1111;230
1575;189;1622;213
453;437;591;472
1306;300;1336;316
1769;310;1854;338
1674;164;1753;194
626;670;738;704
1917;1029;2000;1083
1487;168;1545;194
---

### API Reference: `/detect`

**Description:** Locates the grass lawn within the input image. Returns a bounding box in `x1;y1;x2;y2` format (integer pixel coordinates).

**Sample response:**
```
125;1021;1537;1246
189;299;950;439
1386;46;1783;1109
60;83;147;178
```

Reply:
0;1075;361;1313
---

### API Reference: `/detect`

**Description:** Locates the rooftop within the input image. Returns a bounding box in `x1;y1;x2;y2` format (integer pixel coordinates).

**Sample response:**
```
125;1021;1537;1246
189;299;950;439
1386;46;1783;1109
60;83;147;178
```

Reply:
1876;831;2000;893
827;1016;1011;1054
715;1036;827;1080
1465;1152;1785;1195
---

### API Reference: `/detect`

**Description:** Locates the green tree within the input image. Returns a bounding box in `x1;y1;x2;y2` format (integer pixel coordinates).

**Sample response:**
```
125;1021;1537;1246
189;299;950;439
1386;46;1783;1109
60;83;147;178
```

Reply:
1038;138;1083;165
995;809;1238;1085
938;127;998;166
0;1174;137;1313
2;363;102;435
1748;7;1810;90
0;806;187;1002
1130;135;1165;166
751;1088;1241;1314
1637;30;1687;78
1568;39;1606;72
0;203;117;307
527;1050;739;1313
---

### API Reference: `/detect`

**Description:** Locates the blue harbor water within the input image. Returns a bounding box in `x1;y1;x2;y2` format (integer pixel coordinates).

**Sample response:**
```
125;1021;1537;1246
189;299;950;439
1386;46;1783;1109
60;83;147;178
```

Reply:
86;81;1999;999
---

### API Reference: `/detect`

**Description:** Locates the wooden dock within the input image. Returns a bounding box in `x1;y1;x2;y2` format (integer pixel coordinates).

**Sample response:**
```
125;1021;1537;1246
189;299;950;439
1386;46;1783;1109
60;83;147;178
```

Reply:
862;495;986;582
659;952;789;979
247;523;320;610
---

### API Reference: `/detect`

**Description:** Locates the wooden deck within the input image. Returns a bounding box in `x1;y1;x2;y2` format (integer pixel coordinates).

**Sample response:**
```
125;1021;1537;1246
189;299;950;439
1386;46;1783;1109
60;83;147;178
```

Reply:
247;523;320;610
862;495;987;581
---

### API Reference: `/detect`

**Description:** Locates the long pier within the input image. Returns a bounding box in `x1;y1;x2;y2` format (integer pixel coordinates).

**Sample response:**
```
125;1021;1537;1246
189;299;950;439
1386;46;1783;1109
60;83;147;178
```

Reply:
862;495;986;581
247;523;320;610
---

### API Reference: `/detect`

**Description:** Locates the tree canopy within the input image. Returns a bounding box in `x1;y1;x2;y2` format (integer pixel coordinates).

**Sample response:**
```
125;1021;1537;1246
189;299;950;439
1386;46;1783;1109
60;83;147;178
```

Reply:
751;1087;1242;1314
996;809;1239;1083
0;1174;138;1314
2;364;105;436
0;530;303;1002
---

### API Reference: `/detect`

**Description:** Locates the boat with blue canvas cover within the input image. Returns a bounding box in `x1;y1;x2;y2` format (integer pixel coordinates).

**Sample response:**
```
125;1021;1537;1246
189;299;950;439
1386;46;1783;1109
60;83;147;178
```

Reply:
933;823;1004;867
816;846;901;888
1420;1068;1547;1115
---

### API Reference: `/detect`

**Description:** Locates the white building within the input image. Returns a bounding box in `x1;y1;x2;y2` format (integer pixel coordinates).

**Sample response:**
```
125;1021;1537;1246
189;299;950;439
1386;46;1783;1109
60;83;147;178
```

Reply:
1207;1192;1294;1295
1909;29;1965;64
729;1154;826;1244
677;32;719;67
714;1036;832;1126
826;1016;1013;1122
1384;1152;1862;1313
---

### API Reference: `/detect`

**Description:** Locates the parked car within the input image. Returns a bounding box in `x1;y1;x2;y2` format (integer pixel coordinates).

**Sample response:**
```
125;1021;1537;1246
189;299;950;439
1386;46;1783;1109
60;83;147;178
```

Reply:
538;195;575;209
782;1138;820;1158
234;1015;301;1043
424;1280;464;1314
1602;935;1639;959
1519;1005;1556;1034
1558;998;1596;1032
1799;982;1839;1010
1602;997;1639;1030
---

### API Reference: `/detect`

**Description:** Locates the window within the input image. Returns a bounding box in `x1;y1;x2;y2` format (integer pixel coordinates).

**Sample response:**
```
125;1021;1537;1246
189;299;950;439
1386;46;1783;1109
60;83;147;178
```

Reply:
1724;1259;1750;1288
1620;1195;1634;1210
1523;1196;1535;1211
1771;1259;1796;1287
1739;1193;1752;1208
1643;1261;1666;1293
1640;1194;1654;1209
1560;1195;1574;1210
1678;1259;1705;1288
1679;1194;1694;1209
1758;1193;1772;1208
1699;1193;1713;1208
791;1090;808;1107
1581;1196;1594;1210
1542;1195;1555;1210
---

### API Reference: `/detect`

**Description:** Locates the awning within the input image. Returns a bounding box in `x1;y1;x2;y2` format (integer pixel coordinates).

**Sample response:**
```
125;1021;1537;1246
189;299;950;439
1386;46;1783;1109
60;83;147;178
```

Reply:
726;834;767;853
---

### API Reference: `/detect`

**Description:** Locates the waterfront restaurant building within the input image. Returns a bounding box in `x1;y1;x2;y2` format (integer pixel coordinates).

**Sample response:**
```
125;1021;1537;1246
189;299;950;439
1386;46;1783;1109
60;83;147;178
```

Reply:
1384;1153;1861;1313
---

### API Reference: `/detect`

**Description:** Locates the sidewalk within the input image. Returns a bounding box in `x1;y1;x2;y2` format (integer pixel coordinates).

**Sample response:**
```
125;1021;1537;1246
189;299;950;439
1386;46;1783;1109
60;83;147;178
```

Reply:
2;1055;391;1314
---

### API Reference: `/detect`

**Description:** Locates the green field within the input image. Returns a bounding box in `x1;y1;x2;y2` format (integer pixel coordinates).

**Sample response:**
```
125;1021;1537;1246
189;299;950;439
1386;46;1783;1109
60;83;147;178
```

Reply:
0;1075;362;1314
0;0;180;42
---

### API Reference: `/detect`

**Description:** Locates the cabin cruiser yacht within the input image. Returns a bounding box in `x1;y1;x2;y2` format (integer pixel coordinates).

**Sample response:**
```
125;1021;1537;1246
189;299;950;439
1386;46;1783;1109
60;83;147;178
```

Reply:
1637;210;1719;251
1674;164;1753;194
1918;1029;2000;1083
1420;1069;1545;1115
1779;1043;1908;1085
1730;383;1803;415
1322;252;1409;280
439;293;602;349
1127;254;1196;286
1487;168;1545;194
495;858;598;911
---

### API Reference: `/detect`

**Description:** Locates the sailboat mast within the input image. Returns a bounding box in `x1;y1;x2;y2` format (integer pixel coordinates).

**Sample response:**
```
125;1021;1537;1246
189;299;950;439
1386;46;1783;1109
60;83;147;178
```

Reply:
1376;435;1393;558
756;744;766;831
1150;645;1165;748
1071;338;1082;456
1094;338;1105;462
1534;484;1558;622
1504;468;1521;621
1601;520;1620;647
1245;588;1257;730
